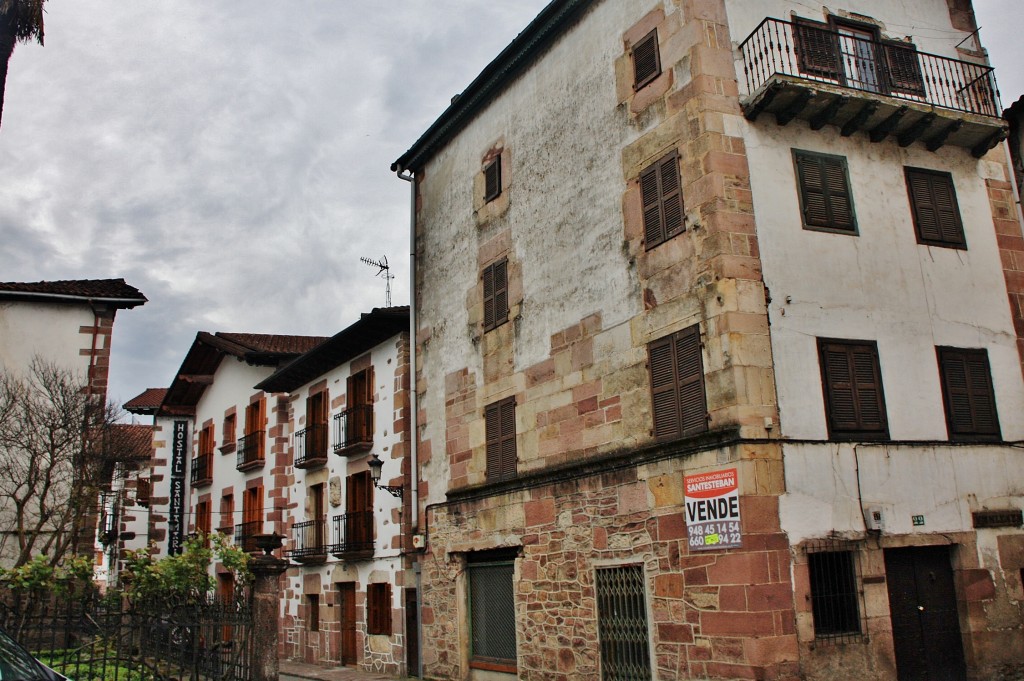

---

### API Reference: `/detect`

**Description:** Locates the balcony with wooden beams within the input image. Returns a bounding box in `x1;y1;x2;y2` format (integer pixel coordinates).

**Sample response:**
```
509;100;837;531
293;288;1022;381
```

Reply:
739;18;1007;157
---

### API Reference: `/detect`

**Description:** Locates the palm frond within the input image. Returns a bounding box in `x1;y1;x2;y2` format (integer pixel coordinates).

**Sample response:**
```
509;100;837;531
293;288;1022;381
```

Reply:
0;0;45;46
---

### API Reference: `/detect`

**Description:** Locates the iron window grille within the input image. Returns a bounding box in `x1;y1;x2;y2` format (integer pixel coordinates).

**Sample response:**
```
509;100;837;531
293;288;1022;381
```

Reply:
234;520;262;554
468;558;516;670
596;565;652;681
330;511;374;557
806;539;865;644
294;423;329;468
236;430;265;470
288;518;328;560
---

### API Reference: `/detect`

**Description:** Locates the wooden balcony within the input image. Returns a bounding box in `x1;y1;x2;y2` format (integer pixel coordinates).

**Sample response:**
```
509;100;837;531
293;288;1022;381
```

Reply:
739;18;1007;157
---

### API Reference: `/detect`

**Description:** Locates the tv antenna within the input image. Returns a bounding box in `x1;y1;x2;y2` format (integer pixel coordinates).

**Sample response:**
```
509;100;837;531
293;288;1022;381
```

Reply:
360;255;394;307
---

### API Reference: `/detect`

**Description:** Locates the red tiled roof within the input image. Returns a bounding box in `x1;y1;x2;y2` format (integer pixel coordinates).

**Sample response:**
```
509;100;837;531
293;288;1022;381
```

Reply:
216;333;330;355
124;388;167;412
109;424;153;462
0;278;147;307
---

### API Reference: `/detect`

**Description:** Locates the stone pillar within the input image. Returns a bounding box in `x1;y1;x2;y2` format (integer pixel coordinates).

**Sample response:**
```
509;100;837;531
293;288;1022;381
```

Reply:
250;535;287;681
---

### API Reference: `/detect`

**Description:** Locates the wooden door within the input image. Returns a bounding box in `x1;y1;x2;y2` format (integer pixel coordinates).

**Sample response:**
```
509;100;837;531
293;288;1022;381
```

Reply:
346;471;372;549
337;583;357;665
405;588;419;677
885;546;966;681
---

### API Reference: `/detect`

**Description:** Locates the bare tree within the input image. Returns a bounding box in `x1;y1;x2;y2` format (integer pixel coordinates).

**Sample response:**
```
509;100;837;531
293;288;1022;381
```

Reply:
0;357;129;567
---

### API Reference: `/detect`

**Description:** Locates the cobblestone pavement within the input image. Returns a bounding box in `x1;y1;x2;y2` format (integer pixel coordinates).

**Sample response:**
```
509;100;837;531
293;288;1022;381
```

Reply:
279;659;416;681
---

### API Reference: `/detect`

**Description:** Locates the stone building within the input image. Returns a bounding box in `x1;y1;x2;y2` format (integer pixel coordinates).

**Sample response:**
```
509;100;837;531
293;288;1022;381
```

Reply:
392;1;1024;680
256;306;413;676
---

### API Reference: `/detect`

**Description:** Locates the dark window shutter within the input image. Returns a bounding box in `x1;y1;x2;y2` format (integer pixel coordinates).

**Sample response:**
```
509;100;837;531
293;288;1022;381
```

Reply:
937;347;1000;441
482;259;508;332
648;325;707;441
905;168;965;248
484;157;501;202
794;18;840;79
795;151;856;233
674;326;707;436
368;583;391;636
819;339;888;439
632;29;661;89
486;397;516;482
882;41;925;96
641;151;685;250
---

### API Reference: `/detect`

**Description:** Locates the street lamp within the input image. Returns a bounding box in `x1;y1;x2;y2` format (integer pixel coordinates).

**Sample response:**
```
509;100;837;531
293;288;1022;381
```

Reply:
367;453;403;498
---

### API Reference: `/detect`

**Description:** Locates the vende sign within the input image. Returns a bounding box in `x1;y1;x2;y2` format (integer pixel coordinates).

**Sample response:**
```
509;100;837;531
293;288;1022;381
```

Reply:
684;468;741;551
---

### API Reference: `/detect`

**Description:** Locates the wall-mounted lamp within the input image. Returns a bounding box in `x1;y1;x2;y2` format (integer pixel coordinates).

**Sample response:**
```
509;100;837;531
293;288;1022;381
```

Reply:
367;453;403;498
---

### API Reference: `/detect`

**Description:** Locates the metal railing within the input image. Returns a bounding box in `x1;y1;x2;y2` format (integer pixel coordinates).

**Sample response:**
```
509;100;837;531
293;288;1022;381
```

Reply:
236;431;265;470
190;454;213;485
288;519;328;559
739;18;1000;117
234;520;262;554
333;405;373;454
294;423;328;467
331;512;374;556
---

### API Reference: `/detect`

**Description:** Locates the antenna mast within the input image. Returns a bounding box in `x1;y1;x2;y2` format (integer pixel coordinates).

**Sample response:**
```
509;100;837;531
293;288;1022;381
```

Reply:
360;255;394;307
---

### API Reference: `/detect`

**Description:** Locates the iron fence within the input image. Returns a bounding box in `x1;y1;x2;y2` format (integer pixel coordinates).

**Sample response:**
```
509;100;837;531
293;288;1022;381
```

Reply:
288;519;328;559
1;587;253;681
332;406;373;454
330;512;374;556
739;18;1000;117
294;424;328;468
235;432;264;470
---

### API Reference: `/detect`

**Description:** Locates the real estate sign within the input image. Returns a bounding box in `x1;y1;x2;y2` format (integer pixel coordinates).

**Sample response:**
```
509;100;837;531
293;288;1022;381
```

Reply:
684;467;741;551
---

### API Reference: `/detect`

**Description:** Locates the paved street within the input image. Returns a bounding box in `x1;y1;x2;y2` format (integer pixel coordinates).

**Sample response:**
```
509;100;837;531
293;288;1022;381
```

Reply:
280;659;416;681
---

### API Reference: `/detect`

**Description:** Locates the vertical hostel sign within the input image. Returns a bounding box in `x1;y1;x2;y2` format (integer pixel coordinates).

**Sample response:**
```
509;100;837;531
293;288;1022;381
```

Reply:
684;468;741;551
168;420;189;555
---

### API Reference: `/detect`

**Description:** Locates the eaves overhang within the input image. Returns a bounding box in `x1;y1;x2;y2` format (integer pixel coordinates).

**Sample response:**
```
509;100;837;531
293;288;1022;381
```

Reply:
391;0;595;175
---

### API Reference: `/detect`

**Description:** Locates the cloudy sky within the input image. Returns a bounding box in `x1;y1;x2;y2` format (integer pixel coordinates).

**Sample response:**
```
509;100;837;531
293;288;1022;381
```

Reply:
1;1;1021;410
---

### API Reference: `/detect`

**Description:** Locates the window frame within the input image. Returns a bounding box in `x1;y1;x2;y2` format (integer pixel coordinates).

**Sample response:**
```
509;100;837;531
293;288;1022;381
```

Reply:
904;167;966;249
307;594;320;632
647;324;708;441
817;338;889;441
632;28;661;90
596;564;652;680
484;397;517;483
936;347;1001;442
807;547;864;643
793;150;858;235
482;258;509;332
366;583;392;636
467;552;517;672
640;150;685;250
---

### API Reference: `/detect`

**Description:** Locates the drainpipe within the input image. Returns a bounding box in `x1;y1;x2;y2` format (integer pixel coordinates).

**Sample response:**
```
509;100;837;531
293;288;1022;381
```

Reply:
397;166;424;680
396;167;418;533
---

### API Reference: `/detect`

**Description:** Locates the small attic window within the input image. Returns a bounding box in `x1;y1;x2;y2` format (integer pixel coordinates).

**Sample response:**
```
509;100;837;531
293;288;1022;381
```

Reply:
484;157;502;202
632;29;661;90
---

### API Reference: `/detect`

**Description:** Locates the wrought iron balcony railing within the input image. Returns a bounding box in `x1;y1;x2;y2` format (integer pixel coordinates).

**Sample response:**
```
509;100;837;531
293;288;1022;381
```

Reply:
740;18;1000;117
294;423;328;469
236;431;265;471
287;519;328;561
234;520;262;554
190;454;213;486
333;405;373;455
330;511;374;558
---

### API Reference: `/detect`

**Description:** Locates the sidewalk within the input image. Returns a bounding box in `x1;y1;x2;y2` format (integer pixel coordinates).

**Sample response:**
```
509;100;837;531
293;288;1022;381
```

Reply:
279;659;416;681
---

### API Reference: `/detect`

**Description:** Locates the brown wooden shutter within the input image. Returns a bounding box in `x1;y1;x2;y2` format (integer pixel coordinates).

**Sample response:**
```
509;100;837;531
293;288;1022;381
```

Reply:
794;18;840;79
368;583;392;635
882;40;925;96
795;152;855;232
649;325;707;441
493;259;508;327
675;325;707;436
483;264;495;330
819;340;888;439
485;397;516;481
632;29;661;89
641;151;684;250
905;168;965;248
938;347;1000;440
484;157;501;202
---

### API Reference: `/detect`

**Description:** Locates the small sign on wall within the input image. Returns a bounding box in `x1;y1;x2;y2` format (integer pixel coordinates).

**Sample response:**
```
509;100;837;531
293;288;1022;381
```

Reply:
684;468;741;551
